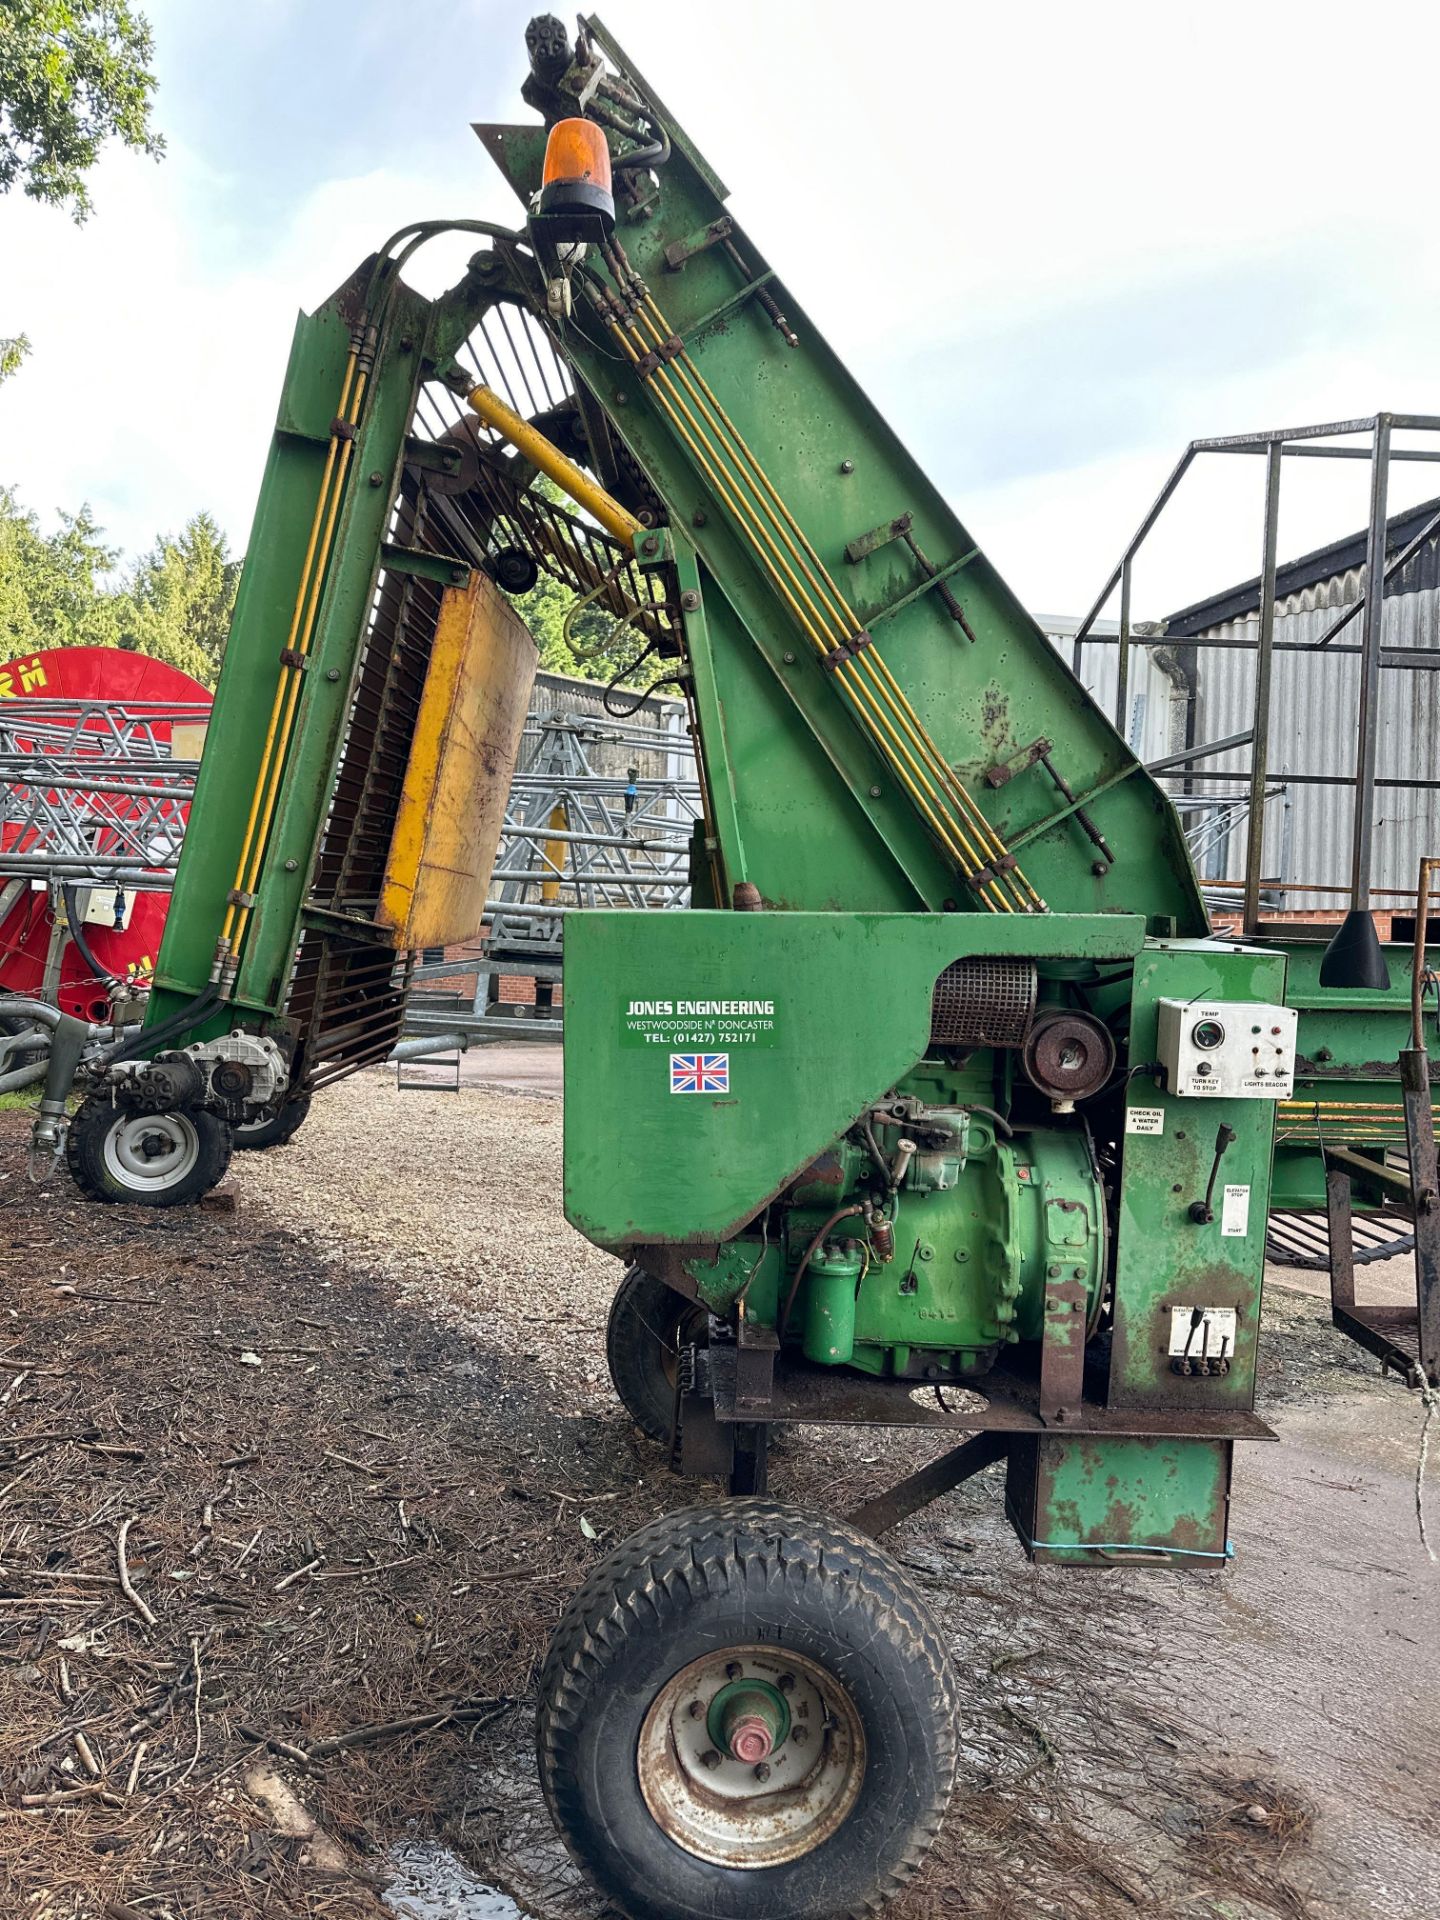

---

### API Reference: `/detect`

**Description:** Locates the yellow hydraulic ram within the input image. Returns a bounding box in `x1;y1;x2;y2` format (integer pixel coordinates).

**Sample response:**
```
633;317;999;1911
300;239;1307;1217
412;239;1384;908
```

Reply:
466;385;641;542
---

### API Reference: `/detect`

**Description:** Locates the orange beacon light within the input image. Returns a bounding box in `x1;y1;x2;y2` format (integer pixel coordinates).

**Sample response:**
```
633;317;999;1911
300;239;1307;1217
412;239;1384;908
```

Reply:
535;117;615;240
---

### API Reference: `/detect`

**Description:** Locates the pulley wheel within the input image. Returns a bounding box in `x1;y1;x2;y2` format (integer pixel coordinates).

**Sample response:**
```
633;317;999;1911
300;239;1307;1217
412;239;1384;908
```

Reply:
1020;1006;1116;1104
491;546;540;595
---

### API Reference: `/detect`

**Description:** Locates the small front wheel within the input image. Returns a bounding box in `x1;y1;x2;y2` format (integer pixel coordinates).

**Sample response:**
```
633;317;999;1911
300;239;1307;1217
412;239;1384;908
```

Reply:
538;1500;958;1920
66;1098;232;1207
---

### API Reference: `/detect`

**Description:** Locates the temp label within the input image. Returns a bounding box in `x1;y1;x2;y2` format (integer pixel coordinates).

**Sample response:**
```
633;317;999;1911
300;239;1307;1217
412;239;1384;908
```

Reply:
622;996;778;1049
1168;1306;1239;1359
1221;1184;1251;1237
1125;1106;1165;1135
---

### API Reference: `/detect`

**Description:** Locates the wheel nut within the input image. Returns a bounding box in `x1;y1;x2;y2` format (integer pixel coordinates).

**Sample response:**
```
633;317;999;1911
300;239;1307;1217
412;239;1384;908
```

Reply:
726;1714;774;1765
725;1662;742;1680
687;1700;704;1719
753;1762;771;1782
699;1748;721;1770
778;1674;795;1694
792;1725;809;1744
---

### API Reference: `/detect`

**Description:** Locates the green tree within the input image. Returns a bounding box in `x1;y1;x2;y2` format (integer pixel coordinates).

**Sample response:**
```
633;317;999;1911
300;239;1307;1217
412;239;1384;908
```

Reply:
0;1;163;220
123;511;240;682
0;491;240;683
0;333;29;384
509;483;677;692
514;564;659;684
0;484;123;652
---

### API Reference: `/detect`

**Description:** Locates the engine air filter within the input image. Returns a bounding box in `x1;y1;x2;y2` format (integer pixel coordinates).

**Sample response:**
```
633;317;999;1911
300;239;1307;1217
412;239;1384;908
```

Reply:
929;957;1037;1049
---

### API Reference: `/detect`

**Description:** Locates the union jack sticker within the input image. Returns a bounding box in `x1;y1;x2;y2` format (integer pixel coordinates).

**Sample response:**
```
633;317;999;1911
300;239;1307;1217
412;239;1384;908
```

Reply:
670;1052;729;1094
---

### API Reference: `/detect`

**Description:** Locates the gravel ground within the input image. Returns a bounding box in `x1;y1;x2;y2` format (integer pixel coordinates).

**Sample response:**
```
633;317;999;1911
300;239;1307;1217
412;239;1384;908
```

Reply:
241;1073;618;1401
2;1069;1437;1920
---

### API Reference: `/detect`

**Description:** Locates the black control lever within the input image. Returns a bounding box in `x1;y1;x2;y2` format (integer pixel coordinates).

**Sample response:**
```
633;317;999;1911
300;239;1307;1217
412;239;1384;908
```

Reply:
1189;1122;1237;1224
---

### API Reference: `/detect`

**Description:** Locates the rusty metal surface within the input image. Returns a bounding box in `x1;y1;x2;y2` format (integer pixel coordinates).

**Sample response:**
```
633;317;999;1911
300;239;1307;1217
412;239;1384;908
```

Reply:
1325;1168;1357;1310
706;1345;1276;1441
1037;1275;1089;1423
376;571;535;951
1400;1046;1440;1385
1020;1008;1116;1104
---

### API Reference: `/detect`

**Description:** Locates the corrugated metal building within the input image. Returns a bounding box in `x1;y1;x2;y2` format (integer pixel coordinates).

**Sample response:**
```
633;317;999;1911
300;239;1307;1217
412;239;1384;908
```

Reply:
1042;616;1188;767
1160;497;1440;913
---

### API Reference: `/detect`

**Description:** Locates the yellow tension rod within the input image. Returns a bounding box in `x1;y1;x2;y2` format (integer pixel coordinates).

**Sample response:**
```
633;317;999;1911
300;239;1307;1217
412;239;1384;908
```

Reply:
466;385;641;543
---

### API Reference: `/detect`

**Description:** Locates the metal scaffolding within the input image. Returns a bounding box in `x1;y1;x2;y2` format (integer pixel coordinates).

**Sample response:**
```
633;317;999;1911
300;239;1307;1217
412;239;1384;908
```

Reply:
0;697;203;889
406;703;700;1041
1;691;698;1044
1073;412;1440;936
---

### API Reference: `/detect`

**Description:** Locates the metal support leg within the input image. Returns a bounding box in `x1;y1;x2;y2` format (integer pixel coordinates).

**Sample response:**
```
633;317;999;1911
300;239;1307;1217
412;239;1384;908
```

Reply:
728;1424;769;1497
848;1431;1009;1537
1351;417;1392;913
1038;1273;1089;1424
1242;441;1282;937
1326;1166;1355;1313
1115;558;1133;740
1401;1046;1440;1387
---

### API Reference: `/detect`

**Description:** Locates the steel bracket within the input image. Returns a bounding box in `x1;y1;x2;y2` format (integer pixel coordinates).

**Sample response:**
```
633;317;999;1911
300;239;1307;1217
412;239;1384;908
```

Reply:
664;216;733;271
1038;1276;1089;1424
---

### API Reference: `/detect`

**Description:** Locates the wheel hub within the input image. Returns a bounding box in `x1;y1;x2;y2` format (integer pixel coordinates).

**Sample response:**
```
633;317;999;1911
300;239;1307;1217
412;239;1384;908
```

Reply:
707;1678;789;1764
103;1112;201;1190
636;1644;865;1869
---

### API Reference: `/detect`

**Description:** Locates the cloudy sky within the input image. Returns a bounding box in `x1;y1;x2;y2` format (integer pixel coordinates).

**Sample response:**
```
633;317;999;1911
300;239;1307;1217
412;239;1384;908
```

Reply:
3;0;1438;623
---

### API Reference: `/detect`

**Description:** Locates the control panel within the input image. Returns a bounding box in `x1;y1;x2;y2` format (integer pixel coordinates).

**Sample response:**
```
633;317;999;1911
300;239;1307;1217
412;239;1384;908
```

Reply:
1156;998;1297;1099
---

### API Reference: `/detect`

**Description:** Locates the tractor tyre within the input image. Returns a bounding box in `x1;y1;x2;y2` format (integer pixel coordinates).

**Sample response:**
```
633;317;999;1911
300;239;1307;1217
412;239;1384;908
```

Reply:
66;1097;232;1207
537;1499;958;1920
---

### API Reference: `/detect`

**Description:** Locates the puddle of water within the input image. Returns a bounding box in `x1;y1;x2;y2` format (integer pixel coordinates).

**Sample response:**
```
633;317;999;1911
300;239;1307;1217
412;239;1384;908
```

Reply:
383;1841;530;1920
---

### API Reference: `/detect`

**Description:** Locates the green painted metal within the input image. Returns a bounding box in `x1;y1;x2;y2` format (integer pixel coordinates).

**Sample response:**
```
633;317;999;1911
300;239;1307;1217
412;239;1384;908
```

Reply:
1109;941;1286;1412
562;908;1144;1251
479;33;1206;932
1269;937;1422;1209
140;260;506;1066
1005;1435;1233;1566
800;1242;862;1366
146;290;360;1018
236;279;434;1013
110;11;1416;1593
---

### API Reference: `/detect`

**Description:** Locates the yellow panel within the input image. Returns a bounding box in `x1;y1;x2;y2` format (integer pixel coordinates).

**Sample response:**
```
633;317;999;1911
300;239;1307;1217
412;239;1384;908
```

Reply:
377;571;536;952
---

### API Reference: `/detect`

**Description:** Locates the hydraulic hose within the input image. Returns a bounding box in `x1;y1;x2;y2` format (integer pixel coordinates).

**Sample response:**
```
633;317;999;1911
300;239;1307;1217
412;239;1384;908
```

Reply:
61;884;120;988
0;998;64;1094
100;980;221;1066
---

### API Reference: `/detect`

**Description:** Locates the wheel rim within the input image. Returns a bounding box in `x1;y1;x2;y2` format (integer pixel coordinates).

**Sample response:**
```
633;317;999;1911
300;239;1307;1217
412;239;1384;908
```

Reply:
636;1643;865;1869
101;1113;202;1192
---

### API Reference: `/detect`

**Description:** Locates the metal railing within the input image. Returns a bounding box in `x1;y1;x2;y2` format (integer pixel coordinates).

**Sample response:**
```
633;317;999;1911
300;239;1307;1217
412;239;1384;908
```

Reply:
1074;413;1440;935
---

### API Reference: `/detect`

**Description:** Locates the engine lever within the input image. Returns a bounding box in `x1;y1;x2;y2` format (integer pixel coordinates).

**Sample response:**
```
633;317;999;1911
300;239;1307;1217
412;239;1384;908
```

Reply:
1188;1122;1237;1224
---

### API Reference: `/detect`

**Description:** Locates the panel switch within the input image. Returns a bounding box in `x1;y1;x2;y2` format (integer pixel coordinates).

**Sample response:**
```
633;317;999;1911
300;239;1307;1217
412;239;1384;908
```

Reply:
1156;999;1297;1099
